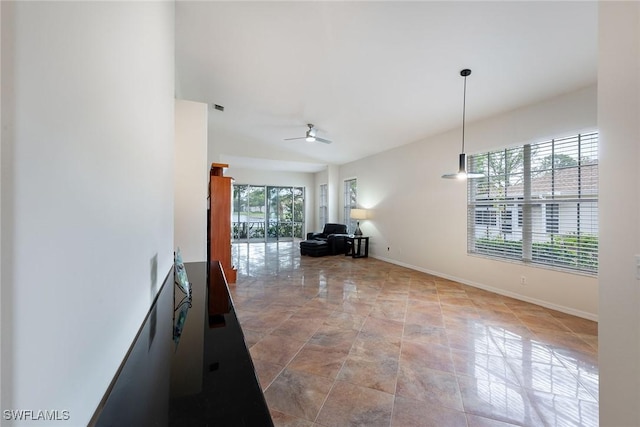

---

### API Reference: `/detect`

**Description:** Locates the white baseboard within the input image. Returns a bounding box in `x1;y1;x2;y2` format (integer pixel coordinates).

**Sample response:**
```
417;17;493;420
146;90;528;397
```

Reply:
371;255;598;322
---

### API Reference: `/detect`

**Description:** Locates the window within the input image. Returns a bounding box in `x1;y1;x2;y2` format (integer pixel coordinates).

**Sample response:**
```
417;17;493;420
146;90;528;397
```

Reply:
343;178;357;233
319;184;328;228
501;210;513;234
467;132;598;275
475;208;497;227
232;184;305;242
545;203;559;234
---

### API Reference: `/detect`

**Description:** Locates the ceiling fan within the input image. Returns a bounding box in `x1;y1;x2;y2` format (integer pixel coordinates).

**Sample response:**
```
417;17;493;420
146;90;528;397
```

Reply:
284;123;332;144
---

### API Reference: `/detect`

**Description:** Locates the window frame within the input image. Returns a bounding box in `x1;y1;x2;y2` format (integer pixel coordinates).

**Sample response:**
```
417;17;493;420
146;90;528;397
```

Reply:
343;178;357;233
231;184;305;242
467;132;599;276
319;183;328;228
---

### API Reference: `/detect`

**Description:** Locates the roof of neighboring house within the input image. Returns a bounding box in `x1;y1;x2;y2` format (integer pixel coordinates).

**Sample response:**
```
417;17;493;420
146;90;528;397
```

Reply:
475;162;598;201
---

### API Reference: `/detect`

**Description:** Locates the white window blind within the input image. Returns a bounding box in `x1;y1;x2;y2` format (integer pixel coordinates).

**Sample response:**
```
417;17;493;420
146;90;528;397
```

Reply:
467;132;598;275
344;178;357;233
319;184;328;227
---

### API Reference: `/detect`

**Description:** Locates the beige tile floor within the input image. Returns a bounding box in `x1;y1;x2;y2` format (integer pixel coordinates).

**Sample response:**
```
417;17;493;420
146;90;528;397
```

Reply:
230;242;598;427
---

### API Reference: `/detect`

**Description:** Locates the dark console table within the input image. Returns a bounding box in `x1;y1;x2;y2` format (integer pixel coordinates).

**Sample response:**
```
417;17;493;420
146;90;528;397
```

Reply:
346;236;369;258
169;262;273;426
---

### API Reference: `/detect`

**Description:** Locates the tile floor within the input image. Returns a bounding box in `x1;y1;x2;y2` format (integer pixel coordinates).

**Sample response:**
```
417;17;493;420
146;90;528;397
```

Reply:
229;242;598;427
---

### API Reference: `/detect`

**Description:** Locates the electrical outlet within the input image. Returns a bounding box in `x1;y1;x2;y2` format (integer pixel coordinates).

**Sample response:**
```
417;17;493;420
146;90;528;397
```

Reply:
520;276;527;285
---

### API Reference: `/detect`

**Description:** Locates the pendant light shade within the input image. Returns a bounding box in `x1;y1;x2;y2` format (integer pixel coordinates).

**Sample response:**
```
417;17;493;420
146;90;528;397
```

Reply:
442;69;484;180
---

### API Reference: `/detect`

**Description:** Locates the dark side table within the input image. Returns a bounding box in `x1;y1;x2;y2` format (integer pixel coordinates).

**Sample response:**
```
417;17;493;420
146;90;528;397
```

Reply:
346;236;369;258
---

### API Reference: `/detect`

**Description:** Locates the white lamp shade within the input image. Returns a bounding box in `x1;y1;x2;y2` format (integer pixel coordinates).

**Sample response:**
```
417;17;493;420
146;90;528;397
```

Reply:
350;209;368;220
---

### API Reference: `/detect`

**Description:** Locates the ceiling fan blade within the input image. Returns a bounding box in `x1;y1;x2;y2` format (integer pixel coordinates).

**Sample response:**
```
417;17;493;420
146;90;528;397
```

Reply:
285;124;331;143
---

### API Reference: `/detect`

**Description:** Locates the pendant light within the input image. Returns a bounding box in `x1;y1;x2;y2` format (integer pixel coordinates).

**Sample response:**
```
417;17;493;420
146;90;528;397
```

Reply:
442;69;484;179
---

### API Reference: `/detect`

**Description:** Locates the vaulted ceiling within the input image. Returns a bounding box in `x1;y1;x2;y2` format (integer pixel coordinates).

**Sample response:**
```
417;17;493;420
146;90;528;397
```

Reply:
175;1;597;172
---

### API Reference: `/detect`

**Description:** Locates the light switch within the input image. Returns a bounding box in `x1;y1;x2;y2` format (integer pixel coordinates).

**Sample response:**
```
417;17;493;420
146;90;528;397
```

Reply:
636;255;640;280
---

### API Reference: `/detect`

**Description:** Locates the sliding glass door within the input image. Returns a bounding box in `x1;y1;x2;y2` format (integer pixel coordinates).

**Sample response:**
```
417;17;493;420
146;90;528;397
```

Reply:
233;184;305;242
232;185;266;240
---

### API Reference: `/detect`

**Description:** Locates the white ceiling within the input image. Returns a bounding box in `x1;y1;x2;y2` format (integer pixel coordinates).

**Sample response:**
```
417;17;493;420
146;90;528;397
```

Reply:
175;1;597;173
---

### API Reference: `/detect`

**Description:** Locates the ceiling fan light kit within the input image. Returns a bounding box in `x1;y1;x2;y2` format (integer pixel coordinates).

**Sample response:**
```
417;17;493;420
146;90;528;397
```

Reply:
285;123;333;144
442;68;484;180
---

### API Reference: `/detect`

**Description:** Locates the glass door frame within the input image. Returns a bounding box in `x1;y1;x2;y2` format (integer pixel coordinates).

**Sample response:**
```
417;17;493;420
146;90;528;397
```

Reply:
232;184;305;243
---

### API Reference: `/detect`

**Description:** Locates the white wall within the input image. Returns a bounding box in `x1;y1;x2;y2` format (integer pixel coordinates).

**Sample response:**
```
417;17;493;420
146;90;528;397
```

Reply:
313;166;341;230
0;1;3;410
175;99;208;262
227;168;316;190
327;164;340;223
1;2;174;425
0;0;5;409
340;85;598;319
598;2;640;425
314;168;328;230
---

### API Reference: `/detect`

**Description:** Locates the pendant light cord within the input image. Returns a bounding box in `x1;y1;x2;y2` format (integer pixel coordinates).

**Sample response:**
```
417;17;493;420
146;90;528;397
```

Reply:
461;73;467;154
442;68;483;179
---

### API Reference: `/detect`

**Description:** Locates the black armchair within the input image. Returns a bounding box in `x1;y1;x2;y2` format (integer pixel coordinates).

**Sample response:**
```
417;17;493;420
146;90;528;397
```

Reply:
306;223;349;255
306;223;348;240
